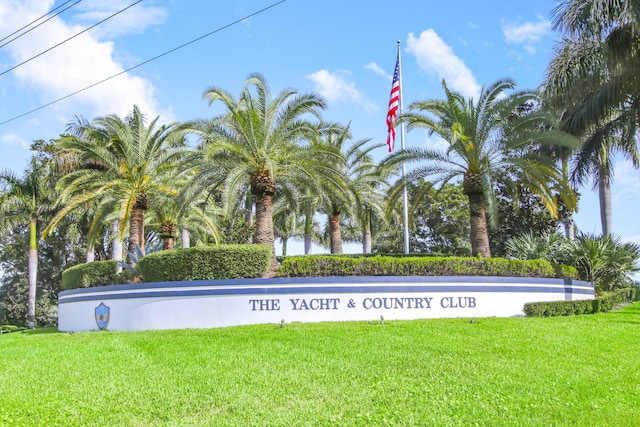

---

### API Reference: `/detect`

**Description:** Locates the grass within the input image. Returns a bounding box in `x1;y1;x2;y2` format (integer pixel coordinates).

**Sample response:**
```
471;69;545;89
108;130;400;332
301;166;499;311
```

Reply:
1;304;639;426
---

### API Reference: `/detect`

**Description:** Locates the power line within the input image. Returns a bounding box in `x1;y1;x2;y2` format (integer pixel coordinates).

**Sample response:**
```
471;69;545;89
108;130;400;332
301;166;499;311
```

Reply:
0;0;83;49
0;0;79;45
0;1;142;77
0;0;288;127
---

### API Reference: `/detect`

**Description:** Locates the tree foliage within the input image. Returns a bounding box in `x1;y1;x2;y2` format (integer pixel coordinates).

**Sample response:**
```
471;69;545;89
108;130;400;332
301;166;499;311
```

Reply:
375;181;470;255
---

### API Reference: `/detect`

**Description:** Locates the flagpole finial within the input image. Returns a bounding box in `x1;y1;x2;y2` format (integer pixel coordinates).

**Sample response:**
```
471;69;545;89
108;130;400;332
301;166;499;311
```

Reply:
397;39;401;45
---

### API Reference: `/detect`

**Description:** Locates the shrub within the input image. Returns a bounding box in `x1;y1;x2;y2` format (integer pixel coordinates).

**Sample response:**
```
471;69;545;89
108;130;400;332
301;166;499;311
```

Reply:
138;244;272;282
524;287;639;317
36;297;58;327
563;234;640;293
61;261;131;290
276;255;578;279
523;299;595;317
507;232;640;293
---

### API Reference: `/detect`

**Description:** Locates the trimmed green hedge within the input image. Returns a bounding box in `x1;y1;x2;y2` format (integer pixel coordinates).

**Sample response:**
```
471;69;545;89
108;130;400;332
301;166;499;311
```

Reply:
138;244;272;282
524;287;640;317
61;261;128;290
276;255;578;279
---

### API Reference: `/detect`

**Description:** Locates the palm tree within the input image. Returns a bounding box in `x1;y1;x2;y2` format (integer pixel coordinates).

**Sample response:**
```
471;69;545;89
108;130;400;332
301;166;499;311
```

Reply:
147;184;223;250
544;0;640;235
272;194;304;256
505;231;568;263
562;233;640;293
43;105;186;258
311;129;351;254
0;157;56;329
338;135;388;254
183;73;338;255
506;231;640;294
383;78;576;257
350;147;388;253
40;131;111;262
309;125;387;254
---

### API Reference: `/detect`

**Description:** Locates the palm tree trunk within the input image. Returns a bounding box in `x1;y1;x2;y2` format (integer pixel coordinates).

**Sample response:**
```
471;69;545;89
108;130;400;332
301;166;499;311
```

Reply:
245;192;253;225
598;166;612;235
129;207;145;256
282;237;288;256
254;191;279;271
86;244;95;263
362;209;372;253
27;220;37;329
329;205;343;254
112;220;123;273
254;192;275;246
467;192;491;257
181;227;190;248
564;218;575;241
561;156;575;240
163;237;174;250
304;210;313;254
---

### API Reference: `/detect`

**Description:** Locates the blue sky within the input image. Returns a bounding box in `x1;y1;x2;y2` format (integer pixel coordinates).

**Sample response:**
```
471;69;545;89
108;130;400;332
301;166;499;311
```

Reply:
0;0;638;254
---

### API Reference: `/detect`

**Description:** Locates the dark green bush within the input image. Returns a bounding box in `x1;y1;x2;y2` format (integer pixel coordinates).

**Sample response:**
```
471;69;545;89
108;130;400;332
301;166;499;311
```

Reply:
139;244;272;282
276;255;578;279
524;287;638;317
523;299;595;317
61;261;128;290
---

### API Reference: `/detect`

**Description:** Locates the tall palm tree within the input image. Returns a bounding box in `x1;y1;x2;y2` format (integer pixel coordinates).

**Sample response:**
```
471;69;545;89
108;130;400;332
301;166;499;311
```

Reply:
309;125;387;254
544;0;640;235
383;78;576;257
43;106;186;257
333;134;387;254
183;73;339;254
0;157;55;329
42;129;112;262
310;129;351;254
349;143;388;254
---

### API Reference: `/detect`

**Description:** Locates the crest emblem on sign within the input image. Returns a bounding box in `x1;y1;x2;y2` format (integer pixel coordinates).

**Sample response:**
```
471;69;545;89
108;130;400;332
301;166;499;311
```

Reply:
95;302;110;330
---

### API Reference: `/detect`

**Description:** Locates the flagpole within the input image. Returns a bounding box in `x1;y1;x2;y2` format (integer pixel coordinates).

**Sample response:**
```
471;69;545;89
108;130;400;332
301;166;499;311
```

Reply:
397;40;410;254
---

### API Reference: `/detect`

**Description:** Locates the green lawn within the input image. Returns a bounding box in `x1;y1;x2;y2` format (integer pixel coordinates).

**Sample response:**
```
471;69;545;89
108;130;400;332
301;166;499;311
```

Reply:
1;304;639;427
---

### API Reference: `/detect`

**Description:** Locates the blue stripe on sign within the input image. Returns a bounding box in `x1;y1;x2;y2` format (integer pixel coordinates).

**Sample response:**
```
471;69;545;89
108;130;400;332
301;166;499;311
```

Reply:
58;282;594;304
59;275;593;297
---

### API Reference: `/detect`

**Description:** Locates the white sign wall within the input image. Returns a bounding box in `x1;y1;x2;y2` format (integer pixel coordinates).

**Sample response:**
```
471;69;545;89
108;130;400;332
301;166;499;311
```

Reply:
58;276;595;332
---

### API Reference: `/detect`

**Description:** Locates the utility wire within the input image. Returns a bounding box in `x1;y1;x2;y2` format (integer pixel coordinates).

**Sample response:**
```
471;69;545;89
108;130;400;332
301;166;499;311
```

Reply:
0;1;142;77
0;0;288;127
0;0;79;44
0;0;83;49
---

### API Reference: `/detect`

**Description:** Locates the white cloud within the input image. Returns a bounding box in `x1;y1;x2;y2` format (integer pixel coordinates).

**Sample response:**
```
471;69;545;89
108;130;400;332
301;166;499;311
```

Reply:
305;69;377;111
69;0;168;39
1;133;29;149
364;62;391;81
0;0;170;123
502;17;550;45
424;134;449;153
613;159;640;203
406;30;480;100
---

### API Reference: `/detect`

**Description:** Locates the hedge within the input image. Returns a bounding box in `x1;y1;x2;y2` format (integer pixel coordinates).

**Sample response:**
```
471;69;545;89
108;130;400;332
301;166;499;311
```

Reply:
61;260;129;290
276;255;578;279
523;287;640;317
138;244;272;282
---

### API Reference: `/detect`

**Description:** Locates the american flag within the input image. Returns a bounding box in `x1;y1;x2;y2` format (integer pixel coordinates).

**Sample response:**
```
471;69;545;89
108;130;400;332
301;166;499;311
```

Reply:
386;52;400;152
